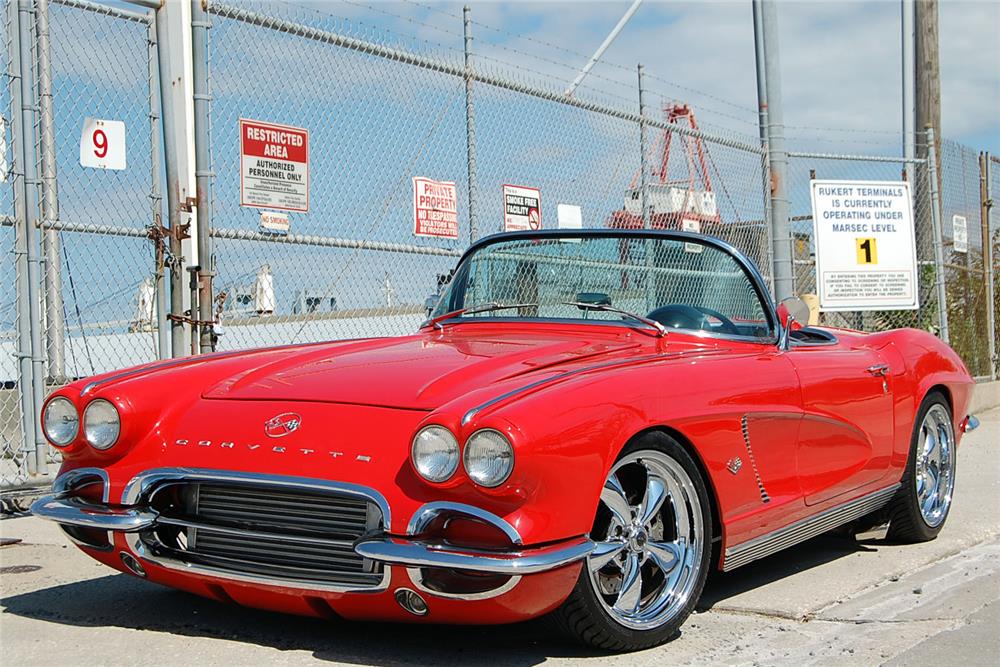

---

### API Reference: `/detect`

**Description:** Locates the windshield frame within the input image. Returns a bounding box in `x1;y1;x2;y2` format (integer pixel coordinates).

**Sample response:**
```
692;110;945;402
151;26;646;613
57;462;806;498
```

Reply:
428;229;779;343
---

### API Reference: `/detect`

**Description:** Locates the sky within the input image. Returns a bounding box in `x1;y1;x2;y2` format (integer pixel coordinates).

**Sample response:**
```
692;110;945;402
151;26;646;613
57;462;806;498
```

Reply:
302;0;1000;154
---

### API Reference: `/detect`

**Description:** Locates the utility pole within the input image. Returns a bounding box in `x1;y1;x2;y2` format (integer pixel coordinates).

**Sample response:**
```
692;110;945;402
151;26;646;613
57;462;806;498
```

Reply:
757;0;793;302
915;0;940;174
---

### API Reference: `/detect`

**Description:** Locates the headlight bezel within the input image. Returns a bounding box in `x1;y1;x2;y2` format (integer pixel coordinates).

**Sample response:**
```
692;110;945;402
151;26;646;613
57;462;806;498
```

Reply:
42;396;79;447
463;428;515;488
83;398;121;451
411;424;460;483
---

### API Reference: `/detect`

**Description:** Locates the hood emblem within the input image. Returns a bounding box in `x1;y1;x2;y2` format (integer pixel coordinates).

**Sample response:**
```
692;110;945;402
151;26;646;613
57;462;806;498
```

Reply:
265;412;301;438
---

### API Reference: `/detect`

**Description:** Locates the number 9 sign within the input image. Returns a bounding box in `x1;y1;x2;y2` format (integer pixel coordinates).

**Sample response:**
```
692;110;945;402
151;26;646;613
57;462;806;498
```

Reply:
80;118;126;170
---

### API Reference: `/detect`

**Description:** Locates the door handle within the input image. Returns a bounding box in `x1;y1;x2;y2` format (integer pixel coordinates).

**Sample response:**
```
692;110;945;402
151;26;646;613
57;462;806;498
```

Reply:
866;364;889;377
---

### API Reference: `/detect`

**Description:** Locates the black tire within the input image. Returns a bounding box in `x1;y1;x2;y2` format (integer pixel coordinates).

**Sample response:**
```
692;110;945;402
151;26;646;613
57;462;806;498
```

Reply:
886;391;954;542
549;431;713;651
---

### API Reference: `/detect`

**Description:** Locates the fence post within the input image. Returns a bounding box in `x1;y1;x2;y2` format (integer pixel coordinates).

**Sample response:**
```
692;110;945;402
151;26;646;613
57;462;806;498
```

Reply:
751;0;774;287
982;151;996;380
147;16;168;360
191;0;215;353
637;64;649;226
925;127;949;344
462;5;479;240
759;0;793;301
15;0;47;473
8;0;37;475
35;0;65;384
154;3;189;357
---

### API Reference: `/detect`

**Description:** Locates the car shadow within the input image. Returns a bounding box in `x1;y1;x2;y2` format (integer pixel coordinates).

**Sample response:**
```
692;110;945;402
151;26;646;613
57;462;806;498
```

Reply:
697;532;879;611
0;573;603;666
2;532;877;663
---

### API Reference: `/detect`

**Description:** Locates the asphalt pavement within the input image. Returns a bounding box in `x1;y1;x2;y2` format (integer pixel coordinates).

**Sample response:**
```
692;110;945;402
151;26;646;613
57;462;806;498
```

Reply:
2;407;998;666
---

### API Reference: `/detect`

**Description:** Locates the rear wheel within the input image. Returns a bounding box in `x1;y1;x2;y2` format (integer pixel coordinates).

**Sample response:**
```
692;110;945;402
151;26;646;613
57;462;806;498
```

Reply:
550;432;712;651
886;392;956;542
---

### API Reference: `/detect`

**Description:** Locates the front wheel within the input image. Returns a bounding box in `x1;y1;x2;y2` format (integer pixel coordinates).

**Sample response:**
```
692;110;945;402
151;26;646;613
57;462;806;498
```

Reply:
550;432;712;651
886;392;957;542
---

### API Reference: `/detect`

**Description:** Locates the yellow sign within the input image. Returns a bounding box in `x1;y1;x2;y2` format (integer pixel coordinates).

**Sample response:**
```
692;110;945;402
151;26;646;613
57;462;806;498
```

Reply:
856;237;878;265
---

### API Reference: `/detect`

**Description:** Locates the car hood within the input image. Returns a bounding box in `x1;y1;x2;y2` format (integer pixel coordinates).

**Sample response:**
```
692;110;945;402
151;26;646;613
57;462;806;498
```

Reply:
202;327;655;410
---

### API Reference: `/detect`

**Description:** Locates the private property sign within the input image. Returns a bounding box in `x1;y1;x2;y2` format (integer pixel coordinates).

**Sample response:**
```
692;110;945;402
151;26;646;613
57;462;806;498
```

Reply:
413;177;458;239
503;184;541;231
810;179;919;311
240;119;309;212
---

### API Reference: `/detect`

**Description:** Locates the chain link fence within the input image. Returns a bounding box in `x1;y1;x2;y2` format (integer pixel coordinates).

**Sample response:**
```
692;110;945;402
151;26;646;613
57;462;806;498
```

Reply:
937;139;993;378
202;0;770;354
990;154;999;379
2;0;160;493
1;0;996;494
2;0;24;489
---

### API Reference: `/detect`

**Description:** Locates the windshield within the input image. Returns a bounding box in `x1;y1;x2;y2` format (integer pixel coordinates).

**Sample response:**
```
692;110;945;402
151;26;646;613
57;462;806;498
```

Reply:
432;233;774;339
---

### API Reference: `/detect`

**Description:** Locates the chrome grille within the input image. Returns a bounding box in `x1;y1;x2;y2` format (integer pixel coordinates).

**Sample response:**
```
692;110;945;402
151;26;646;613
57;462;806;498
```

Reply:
143;481;385;589
197;485;371;536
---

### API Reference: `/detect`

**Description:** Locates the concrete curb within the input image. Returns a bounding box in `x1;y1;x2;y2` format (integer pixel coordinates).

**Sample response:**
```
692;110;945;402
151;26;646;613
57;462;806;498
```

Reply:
971;380;1000;414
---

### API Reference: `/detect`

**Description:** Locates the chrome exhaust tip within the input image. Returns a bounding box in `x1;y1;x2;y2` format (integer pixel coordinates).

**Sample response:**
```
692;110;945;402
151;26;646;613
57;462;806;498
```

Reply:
120;552;147;578
394;588;428;616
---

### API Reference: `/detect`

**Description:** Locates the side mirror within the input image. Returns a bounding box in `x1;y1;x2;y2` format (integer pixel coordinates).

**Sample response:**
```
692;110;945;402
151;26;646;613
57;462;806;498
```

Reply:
776;296;810;350
424;294;440;317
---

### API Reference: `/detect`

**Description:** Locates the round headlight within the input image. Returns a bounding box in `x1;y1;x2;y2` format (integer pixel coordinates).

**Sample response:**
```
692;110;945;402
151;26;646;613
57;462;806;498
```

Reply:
83;399;120;450
464;429;514;488
411;425;459;483
42;396;78;446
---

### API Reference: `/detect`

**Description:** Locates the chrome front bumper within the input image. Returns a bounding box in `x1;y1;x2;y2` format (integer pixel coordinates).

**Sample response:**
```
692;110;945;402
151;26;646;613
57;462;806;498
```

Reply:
31;489;593;578
355;535;594;575
30;495;157;532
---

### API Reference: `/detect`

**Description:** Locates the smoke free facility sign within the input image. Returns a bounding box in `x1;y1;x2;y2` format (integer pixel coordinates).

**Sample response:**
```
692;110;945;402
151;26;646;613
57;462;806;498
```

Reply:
810;179;918;311
240;119;309;212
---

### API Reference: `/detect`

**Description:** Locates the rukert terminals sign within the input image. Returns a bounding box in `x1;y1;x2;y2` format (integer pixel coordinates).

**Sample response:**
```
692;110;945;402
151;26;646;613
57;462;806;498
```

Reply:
240;119;309;212
810;179;919;311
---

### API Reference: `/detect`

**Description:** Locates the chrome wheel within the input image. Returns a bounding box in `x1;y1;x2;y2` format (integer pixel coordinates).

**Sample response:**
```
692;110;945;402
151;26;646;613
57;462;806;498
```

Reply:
915;403;955;528
586;449;704;630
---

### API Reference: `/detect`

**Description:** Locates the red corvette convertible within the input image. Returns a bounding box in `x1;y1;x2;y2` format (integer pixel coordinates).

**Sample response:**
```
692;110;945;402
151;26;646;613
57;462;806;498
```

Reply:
32;229;976;651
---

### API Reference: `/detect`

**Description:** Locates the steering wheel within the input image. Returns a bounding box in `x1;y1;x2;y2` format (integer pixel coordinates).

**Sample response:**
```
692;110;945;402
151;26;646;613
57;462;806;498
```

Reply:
647;304;739;335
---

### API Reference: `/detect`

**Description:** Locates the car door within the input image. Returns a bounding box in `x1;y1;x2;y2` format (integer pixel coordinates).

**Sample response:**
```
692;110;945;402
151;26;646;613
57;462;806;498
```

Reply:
787;338;895;506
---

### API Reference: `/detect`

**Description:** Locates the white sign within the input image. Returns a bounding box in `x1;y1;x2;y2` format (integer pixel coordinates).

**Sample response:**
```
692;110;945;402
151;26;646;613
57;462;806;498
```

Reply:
80;118;126;170
503;184;541;231
240;119;309;212
952;215;968;254
811;179;919;311
259;211;289;235
681;218;703;253
412;177;458;239
557;204;582;229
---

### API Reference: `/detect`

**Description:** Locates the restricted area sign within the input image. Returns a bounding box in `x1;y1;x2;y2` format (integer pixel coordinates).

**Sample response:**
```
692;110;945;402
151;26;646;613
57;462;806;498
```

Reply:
502;184;541;231
413;177;458;239
240;119;309;212
811;179;918;311
80;118;126;170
